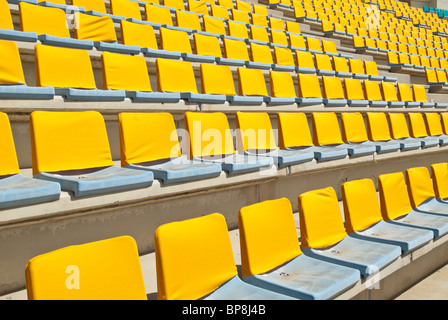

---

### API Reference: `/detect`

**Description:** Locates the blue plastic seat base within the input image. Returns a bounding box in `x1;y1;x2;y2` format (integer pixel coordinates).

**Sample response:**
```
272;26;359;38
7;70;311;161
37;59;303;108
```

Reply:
347;99;369;107
421;102;436;108
368;75;384;81
419;136;440;148
0;29;37;42
309;146;348;162
316;69;336;76
369;100;388;107
343;143;376;157
360;140;401;153
127;157;222;185
243;254;360;300
415;197;448;216
181;52;216;63
395;137;422;151
94;41;141;54
141;48;182;59
245;148;315;168
389;209;448;239
405;101;421;108
264;96;297;105
35;166;154;197
126;91;181;103
215;57;247;66
0;85;55;100
335;71;354;78
163;24;192;34
297;97;323;106
55;88;126;101
352;74;369;80
436;103;448;108
384;76;397;82
228;95;265;105
271;64;296;72
388;101;405;108
302;236;401;278
38;34;94;50
296;67;316;74
245;61;272;70
0;173;60;209
38;1;85;12
181;92;227;104
323;98;348;107
350;220;433;254
203;275;296;300
195;153;273;176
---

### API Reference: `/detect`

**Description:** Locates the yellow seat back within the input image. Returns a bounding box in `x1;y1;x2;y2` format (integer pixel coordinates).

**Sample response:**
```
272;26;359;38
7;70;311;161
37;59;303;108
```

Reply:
156;58;198;93
235;112;277;152
102;52;152;92
25;236;147;300
239;198;302;277
110;0;142;20
344;78;365;100
270;70;297;98
145;3;173;25
194;32;222;58
298;187;348;248
431;163;448;199
365;112;392;141
72;0;107;13
311;112;344;146
200;63;236;95
20;2;70;38
160;27;192;54
322;75;345;100
298;73;322;98
74;12;117;42
388;113;411;139
35;44;97;89
341;179;384;233
0;0;14;30
237;67;268;96
340;112;368;143
30;111;114;175
118;112;181;166
378;172;414;221
424;113;444;136
155;213;238;300
120;20;158;49
405;166;436;208
364;80;383;101
185;112;235;158
0;40;26;86
277;112;314;149
223;37;249;61
0;112;20;176
407;113;429;138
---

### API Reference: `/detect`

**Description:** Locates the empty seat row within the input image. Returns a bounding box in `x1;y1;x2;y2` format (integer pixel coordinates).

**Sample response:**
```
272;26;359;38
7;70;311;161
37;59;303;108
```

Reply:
24;161;448;299
353;35;448;60
387;51;448;72
4;41;436;109
2;109;447;209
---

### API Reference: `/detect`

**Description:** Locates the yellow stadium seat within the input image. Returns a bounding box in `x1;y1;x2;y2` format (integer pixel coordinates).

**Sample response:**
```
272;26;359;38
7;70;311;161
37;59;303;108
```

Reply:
315;53;337;76
364;80;388;107
295;50;316;73
74;12;140;54
101;51;180;103
312;112;374;157
203;15;226;35
30;110;154;196
110;0;142;20
431;163;448;200
297;73;323;105
379;171;448;239
118;112;221;184
321;75;348;107
155;213;290;300
72;0;107;13
221;37;250;66
184;112;273;174
397;83;420;107
341;178;432;253
298;186;401;277
35;44;125;101
25;236;147;300
238;197;360;299
247;42;274;69
343;78;369;107
145;3;173;25
407;113;440;147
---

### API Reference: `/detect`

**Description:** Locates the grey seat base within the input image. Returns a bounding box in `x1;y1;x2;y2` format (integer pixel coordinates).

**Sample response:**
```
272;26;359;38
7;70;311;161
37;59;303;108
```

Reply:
195;153;273;176
350;220;433;254
127;157;222;185
245;148;315;168
0;173;60;209
243;254;360;300
55;88;126;101
35;166;154;197
0;85;54;100
203;275;296;300
389;208;448;239
302;236;401;278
